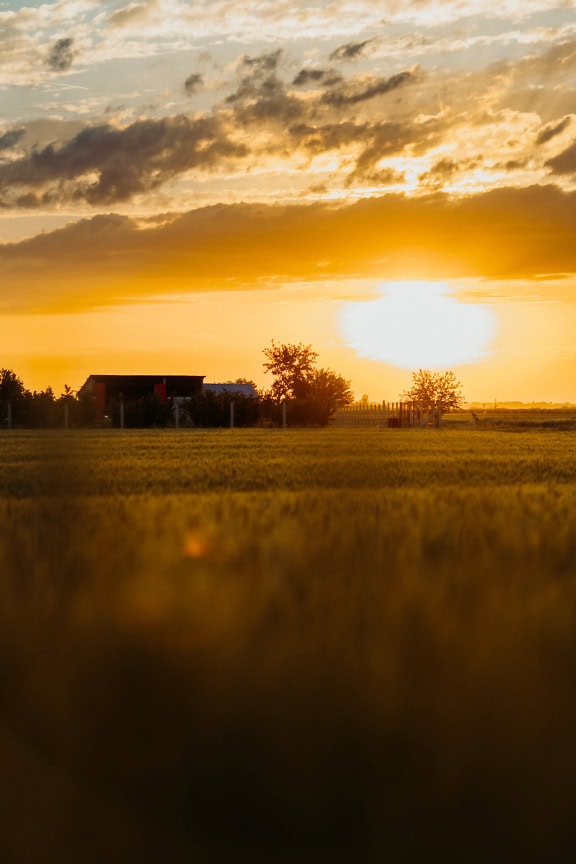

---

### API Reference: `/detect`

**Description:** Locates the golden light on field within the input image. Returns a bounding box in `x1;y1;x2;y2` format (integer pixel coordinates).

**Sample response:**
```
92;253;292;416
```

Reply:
339;281;496;370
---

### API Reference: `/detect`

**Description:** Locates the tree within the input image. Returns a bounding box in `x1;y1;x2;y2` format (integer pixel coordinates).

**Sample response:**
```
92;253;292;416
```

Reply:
401;369;464;413
0;368;26;402
263;341;353;425
0;368;28;427
263;341;318;402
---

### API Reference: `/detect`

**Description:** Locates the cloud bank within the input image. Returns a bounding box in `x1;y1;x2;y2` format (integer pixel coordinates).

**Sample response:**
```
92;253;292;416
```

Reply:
2;185;575;312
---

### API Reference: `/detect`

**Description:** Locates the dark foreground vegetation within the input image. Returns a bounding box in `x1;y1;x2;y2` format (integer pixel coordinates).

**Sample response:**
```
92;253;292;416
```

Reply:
1;428;576;863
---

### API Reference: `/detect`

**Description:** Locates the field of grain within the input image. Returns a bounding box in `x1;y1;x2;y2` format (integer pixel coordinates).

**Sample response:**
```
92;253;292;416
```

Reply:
1;427;576;863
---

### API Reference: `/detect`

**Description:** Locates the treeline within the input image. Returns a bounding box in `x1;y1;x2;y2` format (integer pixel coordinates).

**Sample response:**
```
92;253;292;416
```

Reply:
0;360;352;429
0;369;97;429
0;369;262;429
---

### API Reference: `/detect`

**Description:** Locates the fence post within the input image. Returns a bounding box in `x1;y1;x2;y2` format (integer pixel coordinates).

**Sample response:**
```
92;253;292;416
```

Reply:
282;400;287;429
64;401;69;430
120;396;125;429
175;401;180;429
7;401;12;430
230;400;235;429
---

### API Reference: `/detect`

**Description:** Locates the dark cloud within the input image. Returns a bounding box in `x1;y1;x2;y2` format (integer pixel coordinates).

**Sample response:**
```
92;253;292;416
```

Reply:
420;158;459;187
322;71;415;108
420;156;483;189
240;49;282;75
536;116;572;146
46;38;75;72
289;115;444;182
0;128;25;152
546;139;576;175
346;167;405;188
292;68;342;87
0;116;247;207
184;73;203;95
352;120;427;179
289;121;368;153
501;159;527;171
329;40;372;62
2;186;576;312
226;50;304;126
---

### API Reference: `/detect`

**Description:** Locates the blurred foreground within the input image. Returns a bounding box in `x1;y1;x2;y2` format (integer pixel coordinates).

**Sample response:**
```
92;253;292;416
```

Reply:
1;429;576;863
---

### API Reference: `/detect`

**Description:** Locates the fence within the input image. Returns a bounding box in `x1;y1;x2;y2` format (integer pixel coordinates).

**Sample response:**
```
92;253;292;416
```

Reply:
333;402;441;428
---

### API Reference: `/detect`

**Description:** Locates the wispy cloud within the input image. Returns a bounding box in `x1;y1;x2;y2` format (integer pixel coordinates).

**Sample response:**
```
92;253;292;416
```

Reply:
321;70;416;108
329;39;373;62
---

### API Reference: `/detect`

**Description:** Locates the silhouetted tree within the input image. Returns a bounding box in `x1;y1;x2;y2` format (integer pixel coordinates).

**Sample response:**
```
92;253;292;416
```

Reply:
20;387;58;427
0;368;27;426
223;378;259;393
0;368;26;402
263;341;353;425
184;389;259;427
263;342;319;402
401;369;464;413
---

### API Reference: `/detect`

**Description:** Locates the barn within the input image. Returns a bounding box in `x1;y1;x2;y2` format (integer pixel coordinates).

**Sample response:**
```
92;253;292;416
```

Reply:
79;374;205;418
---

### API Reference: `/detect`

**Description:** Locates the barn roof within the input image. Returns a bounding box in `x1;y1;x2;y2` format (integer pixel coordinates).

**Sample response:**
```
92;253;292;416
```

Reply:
79;374;204;393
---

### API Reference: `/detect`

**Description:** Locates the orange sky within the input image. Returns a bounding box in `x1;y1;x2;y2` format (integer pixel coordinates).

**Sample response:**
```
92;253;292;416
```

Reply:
1;0;575;401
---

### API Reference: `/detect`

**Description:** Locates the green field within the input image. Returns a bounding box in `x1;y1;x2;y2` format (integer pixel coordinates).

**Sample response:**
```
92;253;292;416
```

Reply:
1;428;576;863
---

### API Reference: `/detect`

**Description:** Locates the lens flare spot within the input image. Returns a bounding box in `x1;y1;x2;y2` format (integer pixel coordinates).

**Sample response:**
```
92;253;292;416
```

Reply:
183;531;210;559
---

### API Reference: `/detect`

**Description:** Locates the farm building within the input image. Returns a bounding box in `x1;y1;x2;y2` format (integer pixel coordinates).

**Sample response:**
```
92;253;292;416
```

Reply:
79;374;204;418
203;382;258;398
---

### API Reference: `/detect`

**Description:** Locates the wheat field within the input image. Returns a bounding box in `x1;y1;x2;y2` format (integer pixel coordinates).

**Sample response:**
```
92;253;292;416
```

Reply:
1;428;576;863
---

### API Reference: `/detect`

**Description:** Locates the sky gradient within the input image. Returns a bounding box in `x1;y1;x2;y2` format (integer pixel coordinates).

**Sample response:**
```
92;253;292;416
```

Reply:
1;0;576;401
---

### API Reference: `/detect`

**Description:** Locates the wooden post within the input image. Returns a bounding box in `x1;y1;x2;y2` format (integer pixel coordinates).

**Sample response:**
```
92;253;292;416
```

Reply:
282;399;287;429
175;401;180;429
7;402;12;430
120;397;125;429
64;401;69;430
230;400;235;429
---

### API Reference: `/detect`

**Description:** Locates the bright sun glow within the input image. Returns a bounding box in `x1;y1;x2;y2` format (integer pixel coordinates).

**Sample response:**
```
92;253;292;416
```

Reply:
340;281;496;369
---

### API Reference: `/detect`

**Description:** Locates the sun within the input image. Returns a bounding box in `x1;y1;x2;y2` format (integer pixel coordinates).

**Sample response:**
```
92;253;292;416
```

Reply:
339;281;496;369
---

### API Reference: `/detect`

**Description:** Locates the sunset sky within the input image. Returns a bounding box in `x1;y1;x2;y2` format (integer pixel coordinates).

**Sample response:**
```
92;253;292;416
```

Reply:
1;0;576;402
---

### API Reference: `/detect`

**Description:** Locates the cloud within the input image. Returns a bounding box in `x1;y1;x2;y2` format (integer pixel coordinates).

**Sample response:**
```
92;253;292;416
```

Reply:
546;139;576;175
292;68;342;87
0;128;25;153
108;1;157;29
226;50;304;126
536;116;572;146
321;71;416;108
240;49;282;75
46;37;75;72
2;185;576;313
0;116;247;207
329;39;373;62
184;73;203;95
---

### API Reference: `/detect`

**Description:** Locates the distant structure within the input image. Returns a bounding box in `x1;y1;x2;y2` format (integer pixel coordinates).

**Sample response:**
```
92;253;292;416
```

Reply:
79;374;204;419
203;382;258;398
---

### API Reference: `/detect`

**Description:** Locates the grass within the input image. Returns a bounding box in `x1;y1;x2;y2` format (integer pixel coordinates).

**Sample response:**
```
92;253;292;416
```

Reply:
1;427;576;863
